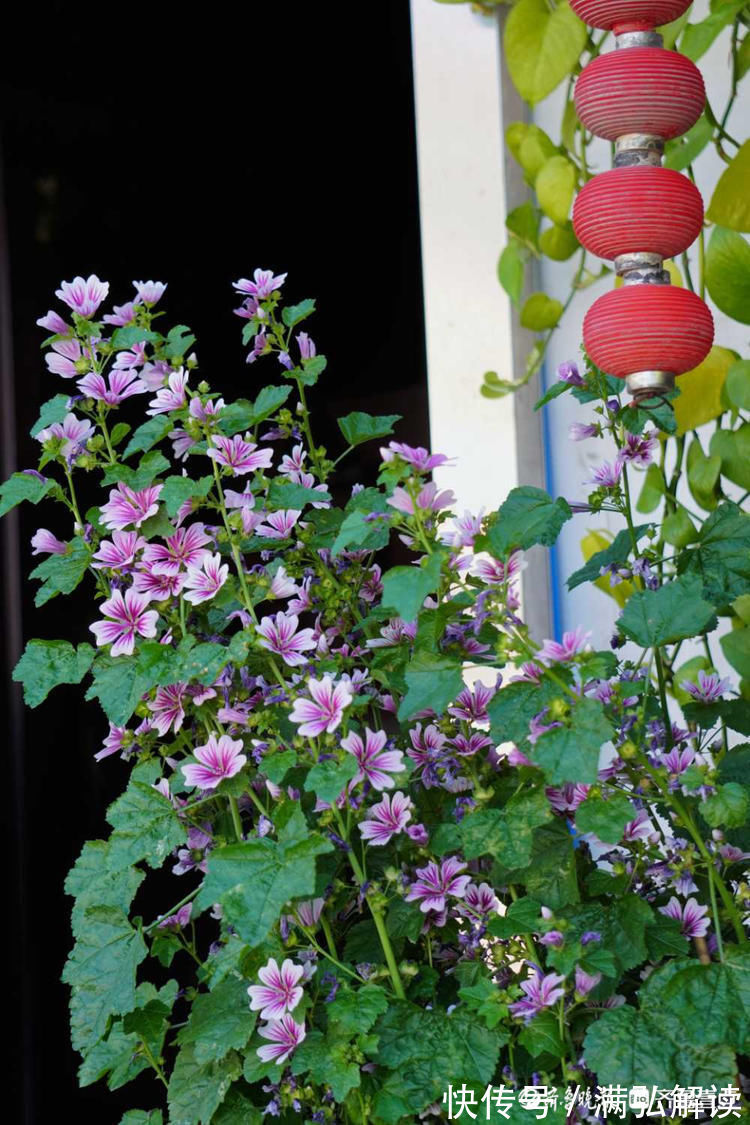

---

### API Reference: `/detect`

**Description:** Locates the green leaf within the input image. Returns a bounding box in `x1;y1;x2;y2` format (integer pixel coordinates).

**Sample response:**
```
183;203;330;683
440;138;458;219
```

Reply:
119;1112;163;1124
102;450;170;489
535;155;577;226
327;984;389;1035
539;222;579;261
62;905;147;1055
196;808;333;947
164;324;196;359
167;1045;242;1125
210;1089;263;1125
381;553;443;622
700;782;749;829
290;1029;360;1101
488;896;542;939
504;0;587;105
0;471;58;518
664;115;713;172
12;638;94;707
534;379;570;411
304;754;359;804
397;650;464;721
617;575;716;647
498;242;525;306
520;292;563;331
373;1004;502;1119
85;651;167;726
710;424;750;490
499;821;579;909
457;786;551;865
583;1007;683;1086
281;298;316;328
636;463;666;513
487;678;564;744
531;698;614;785
486;485;571;556
567;525;650;591
106;764;185;871
519;1009;565;1058
662;504;698;548
678;503;750;607
29;538;92;606
338;411;401;447
176;978;255;1063
680;1;747;62
30;393;73;437
506;200;540;248
160;475;214;517
725;359;750;410
65;839;145;939
111;325;159;349
705;227;750;323
674;346;734;435
661;949;750;1053
683;698;750;736
721;625;750;679
122;415;172;459
687;437;721;512
331;491;391;555
509;125;558;181
266;478;331;510
575;790;634;844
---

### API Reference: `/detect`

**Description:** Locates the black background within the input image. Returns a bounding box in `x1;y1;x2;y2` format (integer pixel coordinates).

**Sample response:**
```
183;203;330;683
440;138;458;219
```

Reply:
1;3;427;1119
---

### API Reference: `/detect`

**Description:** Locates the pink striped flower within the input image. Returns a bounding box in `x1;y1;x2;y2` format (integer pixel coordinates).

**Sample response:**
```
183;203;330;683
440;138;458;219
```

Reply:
89;588;159;656
189;396;224;422
247;958;304;1020
77;369;147;404
256;611;316;667
294;898;325;927
359;791;413;846
147;369;189;415
387;481;455;515
31;529;67;555
147;683;188;735
472;551;524;585
509;970;566;1023
36;412;95;460
207;433;273;475
45;337;84;378
132;569;185;598
133;279;167;305
289;675;353;737
405;856;471;914
380;442;454;472
342;727;404;790
92;530;145;570
681;670;732;704
142;524;211;576
102;302;137;326
463;882;500;915
182;733;247;789
254;509;301;539
100;483;163;530
113;342;148;371
448;681;497;723
232;268;287;299
94;723;128;762
182;552;229;605
537;627;591;665
37;309;70;334
269;565;299;599
256;1014;306;1066
659;896;709;938
55;274;109;318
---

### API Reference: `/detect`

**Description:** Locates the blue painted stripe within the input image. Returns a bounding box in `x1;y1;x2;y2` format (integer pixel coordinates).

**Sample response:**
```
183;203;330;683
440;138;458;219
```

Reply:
539;359;564;641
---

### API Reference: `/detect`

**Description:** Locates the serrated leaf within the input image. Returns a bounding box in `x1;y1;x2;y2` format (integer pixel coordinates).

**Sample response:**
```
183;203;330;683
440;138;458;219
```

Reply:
327;984;389;1036
177;977;255;1063
338;411;401;447
167;1045;242;1125
106;763;185;870
160;475;214;517
567;525;650;591
304;755;359;804
381;553;443;621
397;650;464;721
29;538;92;606
531;698;614;785
122;415;173;459
65;839;145;939
618;575;716;647
575;791;634;844
30;393;73;437
0;471;58;518
12;638;94;707
486;485;571;556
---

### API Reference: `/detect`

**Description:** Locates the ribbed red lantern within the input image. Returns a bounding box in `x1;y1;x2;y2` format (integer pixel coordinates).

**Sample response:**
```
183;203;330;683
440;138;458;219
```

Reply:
583;286;714;378
570;0;692;32
573;167;703;261
575;48;705;141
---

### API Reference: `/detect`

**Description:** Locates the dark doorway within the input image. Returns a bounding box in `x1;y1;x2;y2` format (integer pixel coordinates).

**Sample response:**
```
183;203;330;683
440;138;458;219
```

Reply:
1;3;427;1119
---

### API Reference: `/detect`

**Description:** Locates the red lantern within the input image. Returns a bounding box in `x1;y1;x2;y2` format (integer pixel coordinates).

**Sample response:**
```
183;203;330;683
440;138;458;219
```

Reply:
572;167;703;261
575;48;705;141
583;286;714;378
570;0;692;32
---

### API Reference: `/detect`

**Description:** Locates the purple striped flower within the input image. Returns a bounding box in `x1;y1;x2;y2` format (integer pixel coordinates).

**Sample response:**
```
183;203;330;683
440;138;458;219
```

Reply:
36;412;95;459
537;627;591;665
509;970;566;1023
183;552;229;605
248;958;304;1020
256;1014;305;1065
77;369;147;404
37;309;70;334
102;302;137;327
359;791;413;846
182;733;247;789
256;611;317;667
31;529;67;556
100;483;163;530
448;681;497;723
132;569;185;598
94;723;128;762
207;433;273;475
659;896;709;938
463;882;500;914
380;442;454;472
89;588;159;656
92;530;145;570
133;279;167;305
55;274;109;318
254;509;301;540
148;683;188;735
233;268;287;299
45;337;84;378
342;728;404;790
289;676;353;737
147;369;189;415
142;524;211;576
681;670;732;704
574;966;602;997
405;856;471;914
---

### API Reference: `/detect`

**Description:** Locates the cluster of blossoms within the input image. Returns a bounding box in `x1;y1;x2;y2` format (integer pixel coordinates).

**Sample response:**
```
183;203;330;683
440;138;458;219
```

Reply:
13;271;749;1121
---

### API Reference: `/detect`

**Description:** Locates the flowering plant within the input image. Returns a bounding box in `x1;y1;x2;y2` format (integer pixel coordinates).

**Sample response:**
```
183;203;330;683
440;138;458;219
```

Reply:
5;268;750;1124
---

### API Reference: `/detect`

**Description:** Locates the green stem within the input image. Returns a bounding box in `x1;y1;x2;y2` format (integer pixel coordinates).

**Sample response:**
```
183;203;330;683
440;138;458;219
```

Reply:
321;913;339;960
295;376;325;479
140;1039;168;1087
299;924;365;983
228;794;243;842
144;888;200;933
63;465;84;528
